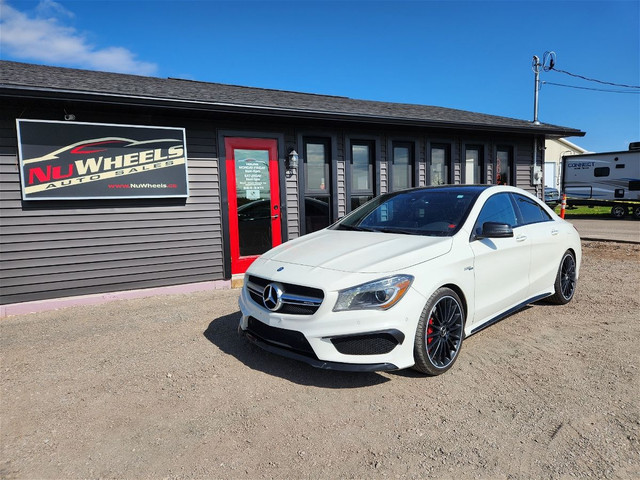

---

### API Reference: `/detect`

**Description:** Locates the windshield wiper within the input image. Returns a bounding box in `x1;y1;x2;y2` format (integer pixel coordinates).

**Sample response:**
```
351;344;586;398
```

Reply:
336;224;376;232
374;227;424;235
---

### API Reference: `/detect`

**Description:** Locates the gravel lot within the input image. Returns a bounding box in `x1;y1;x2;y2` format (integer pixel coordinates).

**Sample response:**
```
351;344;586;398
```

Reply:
1;241;639;479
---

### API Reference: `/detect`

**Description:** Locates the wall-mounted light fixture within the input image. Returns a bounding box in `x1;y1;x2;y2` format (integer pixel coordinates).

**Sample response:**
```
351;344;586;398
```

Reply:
286;148;299;172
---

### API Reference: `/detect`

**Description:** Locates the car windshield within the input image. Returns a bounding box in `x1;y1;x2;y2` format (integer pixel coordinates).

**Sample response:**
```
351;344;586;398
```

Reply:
332;187;483;236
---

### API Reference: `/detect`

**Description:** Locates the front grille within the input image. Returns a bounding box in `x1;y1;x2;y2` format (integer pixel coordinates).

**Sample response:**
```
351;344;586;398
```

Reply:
331;332;401;356
247;316;317;359
246;275;324;315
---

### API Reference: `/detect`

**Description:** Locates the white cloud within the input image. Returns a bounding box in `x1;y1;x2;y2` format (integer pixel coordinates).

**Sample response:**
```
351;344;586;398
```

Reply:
35;0;74;20
0;0;158;75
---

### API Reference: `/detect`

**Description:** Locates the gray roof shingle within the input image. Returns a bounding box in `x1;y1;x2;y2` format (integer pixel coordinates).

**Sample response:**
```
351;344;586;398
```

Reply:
0;61;584;137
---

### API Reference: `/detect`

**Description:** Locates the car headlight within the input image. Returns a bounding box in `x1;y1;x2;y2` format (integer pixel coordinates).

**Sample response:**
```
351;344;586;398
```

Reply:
333;275;414;312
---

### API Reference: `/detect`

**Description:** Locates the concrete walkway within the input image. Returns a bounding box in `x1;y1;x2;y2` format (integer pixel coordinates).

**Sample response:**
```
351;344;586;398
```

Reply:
567;217;640;243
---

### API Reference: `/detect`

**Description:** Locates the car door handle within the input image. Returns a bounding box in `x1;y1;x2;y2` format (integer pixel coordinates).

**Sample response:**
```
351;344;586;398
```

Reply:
551;229;559;235
516;235;527;242
271;214;279;219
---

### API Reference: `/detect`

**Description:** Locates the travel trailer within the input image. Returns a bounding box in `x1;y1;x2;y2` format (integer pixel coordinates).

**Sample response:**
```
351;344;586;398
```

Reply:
562;143;640;218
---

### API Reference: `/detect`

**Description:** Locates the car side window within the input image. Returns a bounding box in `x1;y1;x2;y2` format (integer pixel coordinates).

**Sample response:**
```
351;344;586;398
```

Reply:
473;193;517;236
513;194;552;226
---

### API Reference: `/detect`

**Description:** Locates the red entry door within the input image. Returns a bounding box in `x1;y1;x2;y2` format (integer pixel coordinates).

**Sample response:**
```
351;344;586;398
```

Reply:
225;138;282;274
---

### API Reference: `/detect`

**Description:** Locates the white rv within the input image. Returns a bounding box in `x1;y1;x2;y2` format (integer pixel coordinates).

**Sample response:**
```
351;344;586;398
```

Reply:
562;143;640;218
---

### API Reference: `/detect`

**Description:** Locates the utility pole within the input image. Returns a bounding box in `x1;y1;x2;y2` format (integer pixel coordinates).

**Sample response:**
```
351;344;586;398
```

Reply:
531;52;555;124
531;53;549;197
532;55;541;125
531;52;556;197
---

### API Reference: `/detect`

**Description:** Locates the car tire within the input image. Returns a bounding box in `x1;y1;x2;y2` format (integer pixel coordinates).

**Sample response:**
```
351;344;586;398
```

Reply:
548;251;577;305
413;287;465;376
633;205;640;219
611;205;626;218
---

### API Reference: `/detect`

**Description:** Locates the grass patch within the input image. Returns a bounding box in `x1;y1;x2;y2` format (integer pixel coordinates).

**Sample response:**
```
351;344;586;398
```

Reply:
554;205;612;217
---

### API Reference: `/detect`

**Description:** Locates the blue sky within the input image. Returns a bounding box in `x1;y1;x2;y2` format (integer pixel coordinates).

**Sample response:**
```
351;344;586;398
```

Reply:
1;0;638;152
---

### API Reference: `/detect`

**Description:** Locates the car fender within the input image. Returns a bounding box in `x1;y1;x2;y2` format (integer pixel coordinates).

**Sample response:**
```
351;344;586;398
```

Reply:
405;232;476;331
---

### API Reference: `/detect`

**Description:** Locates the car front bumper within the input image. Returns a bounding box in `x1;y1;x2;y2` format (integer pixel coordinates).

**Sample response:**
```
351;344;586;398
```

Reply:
238;281;425;372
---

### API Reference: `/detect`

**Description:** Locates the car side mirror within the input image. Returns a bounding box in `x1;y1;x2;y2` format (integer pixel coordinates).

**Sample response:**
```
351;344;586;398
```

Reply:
477;222;514;239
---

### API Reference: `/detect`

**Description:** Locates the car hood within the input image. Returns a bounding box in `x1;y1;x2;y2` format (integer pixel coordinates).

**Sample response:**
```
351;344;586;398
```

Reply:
259;229;453;273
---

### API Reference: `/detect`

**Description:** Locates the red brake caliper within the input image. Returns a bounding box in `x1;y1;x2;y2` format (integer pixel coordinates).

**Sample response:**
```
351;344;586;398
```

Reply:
427;317;434;344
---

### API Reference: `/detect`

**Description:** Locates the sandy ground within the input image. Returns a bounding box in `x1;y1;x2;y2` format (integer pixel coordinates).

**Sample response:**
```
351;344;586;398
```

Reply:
1;241;639;479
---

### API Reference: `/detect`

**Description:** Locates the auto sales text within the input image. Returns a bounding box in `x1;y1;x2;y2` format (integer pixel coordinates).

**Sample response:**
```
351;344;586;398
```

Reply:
24;146;185;194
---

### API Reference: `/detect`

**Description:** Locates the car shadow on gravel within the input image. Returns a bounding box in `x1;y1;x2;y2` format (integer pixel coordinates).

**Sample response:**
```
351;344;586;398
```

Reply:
204;313;390;389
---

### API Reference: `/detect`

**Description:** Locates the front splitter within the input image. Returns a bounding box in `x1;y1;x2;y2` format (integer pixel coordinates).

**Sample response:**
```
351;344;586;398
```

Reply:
243;330;399;372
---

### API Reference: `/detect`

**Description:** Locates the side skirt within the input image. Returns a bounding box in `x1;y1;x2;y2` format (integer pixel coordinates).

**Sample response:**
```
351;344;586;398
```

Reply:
469;293;552;336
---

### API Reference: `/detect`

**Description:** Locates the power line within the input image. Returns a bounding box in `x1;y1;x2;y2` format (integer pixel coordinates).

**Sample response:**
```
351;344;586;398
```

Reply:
540;51;640;89
542;81;640;94
551;68;640;89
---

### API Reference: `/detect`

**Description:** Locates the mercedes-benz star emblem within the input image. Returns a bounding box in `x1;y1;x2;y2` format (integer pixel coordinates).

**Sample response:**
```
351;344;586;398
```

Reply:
262;283;284;311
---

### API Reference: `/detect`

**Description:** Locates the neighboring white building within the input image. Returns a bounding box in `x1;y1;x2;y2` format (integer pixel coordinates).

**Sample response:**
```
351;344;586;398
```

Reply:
544;138;590;189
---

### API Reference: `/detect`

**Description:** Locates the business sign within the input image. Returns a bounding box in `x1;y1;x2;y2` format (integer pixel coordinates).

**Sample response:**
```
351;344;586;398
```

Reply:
17;120;189;200
235;149;270;201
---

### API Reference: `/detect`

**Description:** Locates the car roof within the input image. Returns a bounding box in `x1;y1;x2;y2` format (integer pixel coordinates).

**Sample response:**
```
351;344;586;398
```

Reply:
402;185;491;193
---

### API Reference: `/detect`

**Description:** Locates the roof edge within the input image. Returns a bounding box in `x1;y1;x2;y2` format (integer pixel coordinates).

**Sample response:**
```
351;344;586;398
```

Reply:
0;84;586;138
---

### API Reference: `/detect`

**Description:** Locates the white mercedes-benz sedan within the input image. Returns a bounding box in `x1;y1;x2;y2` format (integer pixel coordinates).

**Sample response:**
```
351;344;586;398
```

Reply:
238;185;581;375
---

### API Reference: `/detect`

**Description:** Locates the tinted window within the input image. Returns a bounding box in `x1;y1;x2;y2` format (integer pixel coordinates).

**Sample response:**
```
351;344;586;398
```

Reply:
334;187;483;237
304;197;331;233
513;194;552;225
594;167;610;177
474;193;517;235
238;199;270;220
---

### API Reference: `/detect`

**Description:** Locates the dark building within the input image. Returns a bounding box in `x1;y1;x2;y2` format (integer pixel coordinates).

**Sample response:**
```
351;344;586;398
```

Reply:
0;61;584;313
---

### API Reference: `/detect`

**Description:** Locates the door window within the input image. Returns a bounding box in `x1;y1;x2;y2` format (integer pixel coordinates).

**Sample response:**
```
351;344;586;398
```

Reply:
473;193;517;236
234;149;272;256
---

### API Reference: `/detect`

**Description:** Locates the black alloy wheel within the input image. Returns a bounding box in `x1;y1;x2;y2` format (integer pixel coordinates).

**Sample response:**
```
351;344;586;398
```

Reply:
414;288;465;375
548;251;577;305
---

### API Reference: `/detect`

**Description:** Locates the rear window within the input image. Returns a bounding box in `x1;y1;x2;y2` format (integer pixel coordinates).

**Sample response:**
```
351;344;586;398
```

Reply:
513;194;552;225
